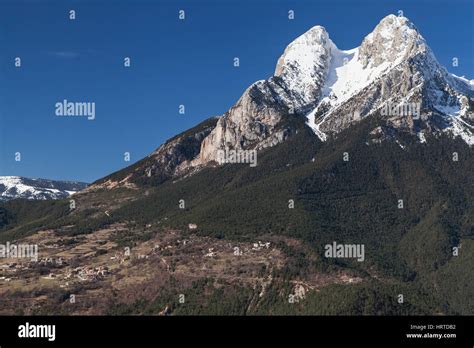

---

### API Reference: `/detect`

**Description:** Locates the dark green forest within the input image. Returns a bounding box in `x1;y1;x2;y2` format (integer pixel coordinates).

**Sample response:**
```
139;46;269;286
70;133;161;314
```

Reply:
1;113;473;315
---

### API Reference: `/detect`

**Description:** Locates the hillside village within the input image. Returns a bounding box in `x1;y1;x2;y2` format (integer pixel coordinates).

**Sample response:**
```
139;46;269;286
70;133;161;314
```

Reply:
0;221;364;315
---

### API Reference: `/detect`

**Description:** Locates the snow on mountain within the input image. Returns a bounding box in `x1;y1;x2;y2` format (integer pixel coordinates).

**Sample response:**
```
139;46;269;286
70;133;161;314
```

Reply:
0;176;88;202
274;25;332;110
451;74;474;91
322;15;421;105
306;44;401;140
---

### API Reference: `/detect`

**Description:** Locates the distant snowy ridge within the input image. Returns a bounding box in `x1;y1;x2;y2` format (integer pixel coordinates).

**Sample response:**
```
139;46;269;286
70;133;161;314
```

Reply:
0;176;88;202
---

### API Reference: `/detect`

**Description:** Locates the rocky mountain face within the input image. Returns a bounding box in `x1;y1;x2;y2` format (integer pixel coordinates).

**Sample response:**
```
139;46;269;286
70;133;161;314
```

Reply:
89;117;218;190
193;25;334;166
0;176;88;202
89;14;473;190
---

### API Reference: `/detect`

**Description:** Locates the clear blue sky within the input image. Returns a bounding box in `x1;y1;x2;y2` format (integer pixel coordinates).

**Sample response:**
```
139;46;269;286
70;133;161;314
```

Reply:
1;0;472;183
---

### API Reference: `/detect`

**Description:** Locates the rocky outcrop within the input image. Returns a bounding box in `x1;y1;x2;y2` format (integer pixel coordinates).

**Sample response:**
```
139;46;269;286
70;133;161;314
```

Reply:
358;15;425;68
194;26;333;165
195;81;286;164
87;117;218;190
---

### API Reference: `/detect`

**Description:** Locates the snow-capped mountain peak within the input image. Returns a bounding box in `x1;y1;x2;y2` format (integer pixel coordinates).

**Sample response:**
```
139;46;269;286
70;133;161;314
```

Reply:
274;25;334;110
275;25;332;78
303;14;474;145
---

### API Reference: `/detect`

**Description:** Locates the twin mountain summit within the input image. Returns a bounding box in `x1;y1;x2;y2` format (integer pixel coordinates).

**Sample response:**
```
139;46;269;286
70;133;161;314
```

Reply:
2;14;473;201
